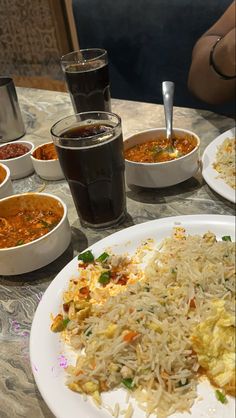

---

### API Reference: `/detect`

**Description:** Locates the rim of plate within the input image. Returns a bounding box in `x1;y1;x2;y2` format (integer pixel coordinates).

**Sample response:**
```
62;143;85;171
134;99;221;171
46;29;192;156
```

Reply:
202;127;235;203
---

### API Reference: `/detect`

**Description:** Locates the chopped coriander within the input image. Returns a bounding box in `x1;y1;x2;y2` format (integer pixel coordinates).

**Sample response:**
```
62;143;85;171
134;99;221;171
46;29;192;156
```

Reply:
98;271;111;285
96;252;109;263
215;389;227;404
40;220;51;228
122;378;134;389
16;239;24;246
78;250;94;263
222;236;231;242
171;268;177;274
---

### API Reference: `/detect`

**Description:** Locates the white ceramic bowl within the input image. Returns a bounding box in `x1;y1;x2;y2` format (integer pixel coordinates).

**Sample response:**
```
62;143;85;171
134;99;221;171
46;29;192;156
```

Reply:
0;163;13;199
124;128;200;188
31;142;64;180
0;193;71;275
0;141;34;179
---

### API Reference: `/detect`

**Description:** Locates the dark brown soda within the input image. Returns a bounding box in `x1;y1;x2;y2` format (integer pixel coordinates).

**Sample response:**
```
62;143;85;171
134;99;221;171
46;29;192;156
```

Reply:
64;61;111;113
56;124;126;226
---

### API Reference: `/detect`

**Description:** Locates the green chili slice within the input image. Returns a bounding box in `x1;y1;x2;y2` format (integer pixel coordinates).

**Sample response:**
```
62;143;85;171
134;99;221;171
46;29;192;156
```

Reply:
78;250;94;263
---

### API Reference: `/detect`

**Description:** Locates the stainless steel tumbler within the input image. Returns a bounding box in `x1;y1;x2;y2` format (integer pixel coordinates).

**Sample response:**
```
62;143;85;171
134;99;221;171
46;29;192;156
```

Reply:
0;77;25;143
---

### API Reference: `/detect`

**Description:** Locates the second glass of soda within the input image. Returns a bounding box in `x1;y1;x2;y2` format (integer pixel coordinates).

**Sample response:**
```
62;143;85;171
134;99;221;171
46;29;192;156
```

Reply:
61;49;111;113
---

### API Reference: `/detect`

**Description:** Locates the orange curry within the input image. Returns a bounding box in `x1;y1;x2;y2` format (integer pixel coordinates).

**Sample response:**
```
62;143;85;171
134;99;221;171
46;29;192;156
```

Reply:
124;135;197;163
0;209;62;248
33;143;58;160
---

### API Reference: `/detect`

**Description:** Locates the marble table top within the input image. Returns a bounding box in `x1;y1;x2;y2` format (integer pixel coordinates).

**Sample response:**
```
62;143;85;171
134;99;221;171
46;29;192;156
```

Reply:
0;87;235;418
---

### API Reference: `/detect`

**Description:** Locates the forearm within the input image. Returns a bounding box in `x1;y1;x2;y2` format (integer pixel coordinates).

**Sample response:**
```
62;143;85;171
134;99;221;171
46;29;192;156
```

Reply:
188;34;236;105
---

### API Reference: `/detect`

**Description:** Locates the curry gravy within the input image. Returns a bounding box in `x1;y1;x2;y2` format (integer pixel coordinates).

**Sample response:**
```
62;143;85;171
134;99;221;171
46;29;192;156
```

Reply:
124;134;197;163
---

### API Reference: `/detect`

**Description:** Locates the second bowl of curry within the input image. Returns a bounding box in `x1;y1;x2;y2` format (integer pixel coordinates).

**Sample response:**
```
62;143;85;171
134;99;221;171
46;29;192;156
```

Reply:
31;142;64;180
124;128;200;188
0;192;71;275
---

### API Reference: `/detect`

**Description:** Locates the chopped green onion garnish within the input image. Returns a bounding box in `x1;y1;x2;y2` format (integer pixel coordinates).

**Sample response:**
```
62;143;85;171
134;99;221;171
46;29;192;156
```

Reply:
78;250;94;263
98;271;111;285
16;239;24;246
85;328;92;337
215;389;227;404
177;379;189;387
171;268;177;274
96;252;109;263
122;378;133;390
62;318;70;328
222;236;231;242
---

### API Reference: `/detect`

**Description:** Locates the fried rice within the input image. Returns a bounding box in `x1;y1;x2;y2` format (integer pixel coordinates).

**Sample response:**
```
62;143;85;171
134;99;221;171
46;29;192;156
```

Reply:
51;228;235;417
213;137;236;189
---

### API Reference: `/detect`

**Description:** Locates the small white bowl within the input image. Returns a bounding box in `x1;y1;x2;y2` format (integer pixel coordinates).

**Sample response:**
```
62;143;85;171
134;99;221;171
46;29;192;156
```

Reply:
0;163;13;198
0;192;71;275
0;141;34;179
31;142;64;181
124;128;200;188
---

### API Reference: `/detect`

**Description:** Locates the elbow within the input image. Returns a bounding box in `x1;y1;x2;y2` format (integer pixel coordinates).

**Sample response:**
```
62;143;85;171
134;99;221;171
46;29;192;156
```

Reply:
187;67;232;105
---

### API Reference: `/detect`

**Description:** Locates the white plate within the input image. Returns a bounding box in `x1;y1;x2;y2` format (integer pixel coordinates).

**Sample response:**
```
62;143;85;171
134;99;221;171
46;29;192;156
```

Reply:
30;215;235;418
202;127;235;203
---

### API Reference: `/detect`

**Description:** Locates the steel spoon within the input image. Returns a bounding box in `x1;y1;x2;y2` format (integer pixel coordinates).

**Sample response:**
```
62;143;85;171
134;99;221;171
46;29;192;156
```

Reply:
161;81;179;155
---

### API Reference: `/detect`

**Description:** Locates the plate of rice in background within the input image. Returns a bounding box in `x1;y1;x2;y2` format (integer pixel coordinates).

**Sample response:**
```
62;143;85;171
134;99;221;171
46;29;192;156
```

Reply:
202;127;236;203
30;215;235;418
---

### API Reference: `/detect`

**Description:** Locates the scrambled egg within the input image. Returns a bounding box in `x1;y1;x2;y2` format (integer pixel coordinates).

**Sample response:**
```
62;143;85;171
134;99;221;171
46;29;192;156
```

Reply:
191;300;235;396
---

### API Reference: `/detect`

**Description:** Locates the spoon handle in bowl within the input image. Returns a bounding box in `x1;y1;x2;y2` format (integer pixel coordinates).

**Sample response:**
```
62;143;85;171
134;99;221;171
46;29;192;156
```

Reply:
162;81;175;141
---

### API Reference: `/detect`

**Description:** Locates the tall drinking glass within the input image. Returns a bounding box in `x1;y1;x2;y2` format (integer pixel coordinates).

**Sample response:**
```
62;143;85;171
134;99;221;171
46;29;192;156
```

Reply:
61;49;111;113
51;112;126;228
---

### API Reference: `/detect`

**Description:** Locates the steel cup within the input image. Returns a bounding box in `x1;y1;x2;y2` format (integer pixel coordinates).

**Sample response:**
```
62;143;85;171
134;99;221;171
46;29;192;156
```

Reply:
0;77;25;143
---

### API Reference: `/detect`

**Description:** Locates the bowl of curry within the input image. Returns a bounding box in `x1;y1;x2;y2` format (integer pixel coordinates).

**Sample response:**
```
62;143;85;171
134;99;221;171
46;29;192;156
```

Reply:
0;193;71;275
31;142;64;180
124;128;200;188
0;163;13;199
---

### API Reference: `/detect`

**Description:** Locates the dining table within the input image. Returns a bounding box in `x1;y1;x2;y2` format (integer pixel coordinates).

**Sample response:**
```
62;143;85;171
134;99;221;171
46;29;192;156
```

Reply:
0;86;235;418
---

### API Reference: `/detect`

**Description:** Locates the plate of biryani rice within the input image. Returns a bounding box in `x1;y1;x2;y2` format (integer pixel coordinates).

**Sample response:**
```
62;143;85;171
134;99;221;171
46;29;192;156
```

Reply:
30;215;235;418
202;127;236;203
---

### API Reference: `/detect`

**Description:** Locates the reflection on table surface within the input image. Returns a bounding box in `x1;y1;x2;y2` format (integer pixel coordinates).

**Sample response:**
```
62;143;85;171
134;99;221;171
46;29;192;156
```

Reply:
0;87;235;418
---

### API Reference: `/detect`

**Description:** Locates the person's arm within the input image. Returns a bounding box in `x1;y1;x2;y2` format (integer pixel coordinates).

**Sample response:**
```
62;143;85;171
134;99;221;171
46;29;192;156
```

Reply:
188;1;236;104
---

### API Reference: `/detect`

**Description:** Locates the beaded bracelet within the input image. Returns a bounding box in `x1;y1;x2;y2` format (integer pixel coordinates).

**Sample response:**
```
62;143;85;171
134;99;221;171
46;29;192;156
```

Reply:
209;36;236;80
